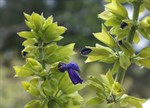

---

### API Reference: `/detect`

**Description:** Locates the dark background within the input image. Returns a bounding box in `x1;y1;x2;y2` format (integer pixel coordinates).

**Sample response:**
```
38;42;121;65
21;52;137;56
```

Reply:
0;0;150;108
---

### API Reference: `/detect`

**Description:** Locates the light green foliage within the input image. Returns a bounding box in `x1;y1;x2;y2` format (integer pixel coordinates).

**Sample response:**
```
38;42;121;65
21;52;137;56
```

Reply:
83;0;149;108
93;25;116;48
87;71;146;108
14;12;85;108
85;44;117;63
134;47;150;68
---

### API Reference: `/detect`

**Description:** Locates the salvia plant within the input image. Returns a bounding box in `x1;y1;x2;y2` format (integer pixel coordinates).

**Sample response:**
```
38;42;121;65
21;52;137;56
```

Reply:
14;0;150;108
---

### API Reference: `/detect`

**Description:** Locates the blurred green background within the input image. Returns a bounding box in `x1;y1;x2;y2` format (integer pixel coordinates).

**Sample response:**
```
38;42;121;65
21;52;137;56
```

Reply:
0;0;150;108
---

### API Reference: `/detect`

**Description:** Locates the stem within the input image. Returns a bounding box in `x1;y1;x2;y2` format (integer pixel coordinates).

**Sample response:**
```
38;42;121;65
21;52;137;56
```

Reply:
115;67;126;84
39;40;45;69
115;1;141;84
128;1;141;43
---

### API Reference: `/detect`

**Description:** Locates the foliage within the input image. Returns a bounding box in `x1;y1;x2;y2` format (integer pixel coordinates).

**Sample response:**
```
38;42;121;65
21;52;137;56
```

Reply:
14;12;85;108
13;0;150;108
81;0;150;108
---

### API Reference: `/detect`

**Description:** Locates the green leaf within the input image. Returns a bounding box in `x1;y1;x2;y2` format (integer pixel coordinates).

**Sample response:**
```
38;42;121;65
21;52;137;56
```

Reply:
42;16;53;30
30;12;44;32
85;44;117;63
120;95;146;108
14;66;34;77
138;59;150;69
58;72;72;91
22;38;37;46
138;47;150;58
17;31;35;39
45;43;75;64
86;97;104;105
112;82;125;96
138;28;150;40
118;40;135;56
106;70;114;86
25;58;43;72
105;16;121;27
111;60;119;75
119;53;131;70
25;100;41;108
22;81;40;96
133;32;140;44
93;25;116;48
98;10;113;20
143;0;150;11
64;83;86;94
105;0;128;18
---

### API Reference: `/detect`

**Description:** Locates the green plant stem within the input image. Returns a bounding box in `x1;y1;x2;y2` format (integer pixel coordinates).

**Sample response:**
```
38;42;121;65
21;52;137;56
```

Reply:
128;1;141;43
115;67;126;84
115;1;141;85
39;41;45;69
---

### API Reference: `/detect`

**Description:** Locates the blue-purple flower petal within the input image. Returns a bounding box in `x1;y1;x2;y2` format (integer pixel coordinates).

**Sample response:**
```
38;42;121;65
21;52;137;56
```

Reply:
58;62;67;72
66;62;80;73
67;68;83;85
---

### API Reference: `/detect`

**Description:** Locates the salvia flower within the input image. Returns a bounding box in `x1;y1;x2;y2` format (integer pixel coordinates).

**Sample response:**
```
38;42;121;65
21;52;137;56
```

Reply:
120;22;128;29
22;51;28;57
58;62;83;85
81;48;92;56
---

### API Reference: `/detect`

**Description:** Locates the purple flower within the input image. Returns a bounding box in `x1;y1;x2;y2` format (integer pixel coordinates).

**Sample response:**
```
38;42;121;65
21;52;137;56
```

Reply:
58;62;83;85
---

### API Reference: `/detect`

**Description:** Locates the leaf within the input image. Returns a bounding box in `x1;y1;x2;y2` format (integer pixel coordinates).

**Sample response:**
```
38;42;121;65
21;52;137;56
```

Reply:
85;44;117;63
86;97;104;105
45;43;75;64
138;47;150;58
25;58;43;72
138;59;150;69
105;0;128;18
64;83;86;94
14;66;34;77
106;70;114;86
112;82;125;96
22;38;37;46
133;32;140;44
22;81;40;96
98;10;113;20
138;28;150;40
17;31;35;39
25;100;41;108
111;60;119;75
93;25;116;48
119;53;131;70
120;95;146;108
118;40;135;56
30;12;44;31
